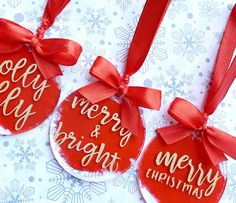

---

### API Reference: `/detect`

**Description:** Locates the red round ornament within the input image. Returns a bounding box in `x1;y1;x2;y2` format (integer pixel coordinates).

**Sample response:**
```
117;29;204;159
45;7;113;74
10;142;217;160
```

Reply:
138;5;236;203
0;0;82;135
50;91;145;181
138;135;226;203
49;0;170;181
0;46;60;135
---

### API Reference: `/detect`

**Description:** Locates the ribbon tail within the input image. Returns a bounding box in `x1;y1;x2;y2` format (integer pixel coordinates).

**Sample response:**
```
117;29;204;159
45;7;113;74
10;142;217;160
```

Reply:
204;57;236;115
158;124;193;144
121;98;143;136
205;126;236;164
79;81;117;104
32;50;62;79
202;135;227;166
126;86;161;110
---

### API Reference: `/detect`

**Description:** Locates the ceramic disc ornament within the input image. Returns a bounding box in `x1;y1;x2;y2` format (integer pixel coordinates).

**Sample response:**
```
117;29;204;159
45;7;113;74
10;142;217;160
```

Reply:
50;91;145;181
138;136;226;203
50;0;171;181
0;0;82;135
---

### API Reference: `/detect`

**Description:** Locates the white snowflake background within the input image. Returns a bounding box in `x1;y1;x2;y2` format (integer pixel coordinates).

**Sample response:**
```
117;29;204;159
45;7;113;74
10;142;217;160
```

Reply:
0;0;235;202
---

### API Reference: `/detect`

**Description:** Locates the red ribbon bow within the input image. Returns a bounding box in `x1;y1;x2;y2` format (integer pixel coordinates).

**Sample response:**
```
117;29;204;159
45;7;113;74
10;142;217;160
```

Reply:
0;0;82;79
159;97;236;165
79;56;162;136
159;4;236;166
79;0;171;136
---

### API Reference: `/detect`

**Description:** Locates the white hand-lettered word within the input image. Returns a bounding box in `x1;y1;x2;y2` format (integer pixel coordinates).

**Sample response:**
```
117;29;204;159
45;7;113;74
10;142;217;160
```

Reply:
53;96;135;172
72;97;133;147
0;58;50;130
145;151;222;199
54;121;121;172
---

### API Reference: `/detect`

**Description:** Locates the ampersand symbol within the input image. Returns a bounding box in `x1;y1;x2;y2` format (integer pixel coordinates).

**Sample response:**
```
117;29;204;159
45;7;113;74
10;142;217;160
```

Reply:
90;124;101;138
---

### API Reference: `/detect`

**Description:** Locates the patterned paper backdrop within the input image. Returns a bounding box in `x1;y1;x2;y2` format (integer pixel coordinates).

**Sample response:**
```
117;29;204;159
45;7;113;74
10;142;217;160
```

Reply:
0;0;235;202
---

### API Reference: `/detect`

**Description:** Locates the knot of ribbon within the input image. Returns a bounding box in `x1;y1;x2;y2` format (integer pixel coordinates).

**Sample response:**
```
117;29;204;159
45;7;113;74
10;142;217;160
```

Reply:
192;112;208;140
159;4;236;166
79;0;171;136
30;36;39;48
118;75;130;96
0;0;82;79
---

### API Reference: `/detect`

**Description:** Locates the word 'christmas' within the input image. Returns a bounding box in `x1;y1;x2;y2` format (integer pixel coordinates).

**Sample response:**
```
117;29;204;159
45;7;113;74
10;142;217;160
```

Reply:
145;151;222;199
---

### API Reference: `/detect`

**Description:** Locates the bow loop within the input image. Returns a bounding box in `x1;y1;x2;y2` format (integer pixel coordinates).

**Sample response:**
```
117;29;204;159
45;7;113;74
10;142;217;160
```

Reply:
0;18;34;52
168;97;208;130
34;38;82;66
90;56;123;90
126;86;161;110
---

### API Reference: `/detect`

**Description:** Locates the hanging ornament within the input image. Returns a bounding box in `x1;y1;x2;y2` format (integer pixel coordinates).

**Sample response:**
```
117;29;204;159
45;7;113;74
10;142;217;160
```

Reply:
50;0;171;181
0;0;82;135
138;5;236;203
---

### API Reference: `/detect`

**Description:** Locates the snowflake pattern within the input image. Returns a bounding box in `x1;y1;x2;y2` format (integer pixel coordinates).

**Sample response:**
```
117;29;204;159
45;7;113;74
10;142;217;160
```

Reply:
208;110;228;132
113;0;132;11
199;0;220;22
0;0;235;203
153;64;195;104
145;116;159;137
7;139;43;171
38;121;48;132
47;159;107;203
115;15;167;74
233;90;236;100
0;179;34;203
201;70;212;89
71;41;105;81
172;23;207;62
7;0;22;8
0;10;5;17
113;163;139;194
167;0;187;19
145;115;175;140
80;7;111;35
221;164;236;202
108;198;115;203
25;4;71;37
214;32;223;44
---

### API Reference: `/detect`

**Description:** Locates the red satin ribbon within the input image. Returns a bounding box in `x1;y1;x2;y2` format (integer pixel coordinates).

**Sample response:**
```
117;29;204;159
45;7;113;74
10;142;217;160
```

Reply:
79;0;171;136
79;56;162;136
0;0;82;79
159;5;236;165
